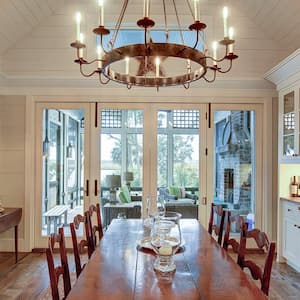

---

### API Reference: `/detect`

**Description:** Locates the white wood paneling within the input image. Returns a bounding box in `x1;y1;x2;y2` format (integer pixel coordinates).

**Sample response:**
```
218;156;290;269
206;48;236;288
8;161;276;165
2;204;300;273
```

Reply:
0;95;26;242
0;0;62;55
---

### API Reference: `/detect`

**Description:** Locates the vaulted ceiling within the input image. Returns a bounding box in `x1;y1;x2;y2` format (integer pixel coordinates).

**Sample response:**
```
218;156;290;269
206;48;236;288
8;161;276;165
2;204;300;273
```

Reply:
0;0;299;87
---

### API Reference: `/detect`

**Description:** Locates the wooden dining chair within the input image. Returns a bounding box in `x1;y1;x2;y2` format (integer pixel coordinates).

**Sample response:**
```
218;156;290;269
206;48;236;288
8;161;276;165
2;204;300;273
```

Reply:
46;227;71;300
238;222;276;296
223;212;245;252
70;213;90;278
208;203;226;246
86;203;103;253
224;212;272;254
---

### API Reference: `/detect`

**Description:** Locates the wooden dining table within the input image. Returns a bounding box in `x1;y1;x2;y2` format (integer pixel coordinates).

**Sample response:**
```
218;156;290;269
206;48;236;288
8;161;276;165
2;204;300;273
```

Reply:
67;219;267;300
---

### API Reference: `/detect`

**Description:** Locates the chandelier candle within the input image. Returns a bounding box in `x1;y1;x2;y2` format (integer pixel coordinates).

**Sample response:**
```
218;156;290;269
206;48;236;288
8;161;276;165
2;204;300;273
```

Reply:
223;6;228;38
155;57;160;77
75;12;81;41
98;0;104;26
125;57;129;75
79;33;84;58
144;0;150;18
228;27;234;53
194;0;200;22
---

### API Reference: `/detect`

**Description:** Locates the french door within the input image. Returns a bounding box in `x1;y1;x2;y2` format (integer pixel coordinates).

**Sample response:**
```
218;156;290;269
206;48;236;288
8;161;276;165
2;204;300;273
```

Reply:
208;104;263;232
35;102;91;247
34;101;263;247
97;103;207;225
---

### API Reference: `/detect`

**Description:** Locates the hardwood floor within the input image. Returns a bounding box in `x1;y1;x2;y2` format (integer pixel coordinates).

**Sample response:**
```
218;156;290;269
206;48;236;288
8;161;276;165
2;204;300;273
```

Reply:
0;251;300;299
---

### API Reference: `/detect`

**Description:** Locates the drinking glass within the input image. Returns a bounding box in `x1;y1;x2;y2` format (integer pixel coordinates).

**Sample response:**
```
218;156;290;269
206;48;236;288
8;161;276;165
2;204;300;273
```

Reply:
150;212;182;273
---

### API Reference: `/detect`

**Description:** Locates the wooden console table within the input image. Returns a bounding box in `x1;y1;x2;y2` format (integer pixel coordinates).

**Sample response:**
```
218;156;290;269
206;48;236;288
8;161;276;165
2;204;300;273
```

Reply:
0;208;22;263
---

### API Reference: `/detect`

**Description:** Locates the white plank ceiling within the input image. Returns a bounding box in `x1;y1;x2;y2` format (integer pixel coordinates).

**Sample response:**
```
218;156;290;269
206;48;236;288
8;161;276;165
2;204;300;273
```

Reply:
0;0;299;83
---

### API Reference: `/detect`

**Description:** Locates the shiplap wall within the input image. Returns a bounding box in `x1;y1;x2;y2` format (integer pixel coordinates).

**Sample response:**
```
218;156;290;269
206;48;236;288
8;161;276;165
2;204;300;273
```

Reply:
0;95;25;240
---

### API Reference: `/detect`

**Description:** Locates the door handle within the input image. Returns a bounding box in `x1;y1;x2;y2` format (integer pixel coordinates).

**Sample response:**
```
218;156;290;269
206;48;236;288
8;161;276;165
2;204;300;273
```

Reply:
94;180;99;197
85;179;89;197
202;197;207;205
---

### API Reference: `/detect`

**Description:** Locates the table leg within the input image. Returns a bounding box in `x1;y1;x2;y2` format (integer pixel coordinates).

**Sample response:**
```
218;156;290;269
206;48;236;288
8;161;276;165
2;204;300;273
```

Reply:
14;225;18;263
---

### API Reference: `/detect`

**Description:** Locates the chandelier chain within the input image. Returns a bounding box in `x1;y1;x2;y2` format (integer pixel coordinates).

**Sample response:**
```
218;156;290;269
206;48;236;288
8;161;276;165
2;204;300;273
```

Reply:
163;0;169;42
109;0;129;50
172;0;185;45
186;0;195;20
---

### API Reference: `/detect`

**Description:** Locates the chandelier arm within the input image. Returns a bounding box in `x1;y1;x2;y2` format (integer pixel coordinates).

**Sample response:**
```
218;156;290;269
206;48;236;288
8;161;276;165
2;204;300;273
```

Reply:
217;59;233;74
79;64;98;78
172;0;185;44
109;0;129;49
192;30;200;49
203;71;217;83
205;54;229;63
183;82;190;89
98;72;110;84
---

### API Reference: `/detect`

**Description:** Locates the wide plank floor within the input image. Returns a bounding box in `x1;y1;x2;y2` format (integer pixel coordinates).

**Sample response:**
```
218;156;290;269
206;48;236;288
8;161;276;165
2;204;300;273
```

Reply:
0;251;300;299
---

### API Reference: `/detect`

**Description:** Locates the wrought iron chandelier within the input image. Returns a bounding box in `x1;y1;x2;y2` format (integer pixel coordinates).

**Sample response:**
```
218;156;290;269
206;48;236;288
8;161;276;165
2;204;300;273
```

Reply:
71;0;238;89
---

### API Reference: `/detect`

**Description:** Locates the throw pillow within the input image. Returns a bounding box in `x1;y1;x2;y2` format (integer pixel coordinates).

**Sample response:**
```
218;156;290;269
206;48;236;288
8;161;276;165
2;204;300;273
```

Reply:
168;186;180;198
119;185;131;203
179;187;186;198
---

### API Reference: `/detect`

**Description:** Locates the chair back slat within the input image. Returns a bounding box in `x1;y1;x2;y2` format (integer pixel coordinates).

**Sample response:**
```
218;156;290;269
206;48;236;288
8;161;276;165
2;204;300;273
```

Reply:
86;203;104;253
70;213;90;278
208;203;226;246
46;227;71;300
223;212;245;252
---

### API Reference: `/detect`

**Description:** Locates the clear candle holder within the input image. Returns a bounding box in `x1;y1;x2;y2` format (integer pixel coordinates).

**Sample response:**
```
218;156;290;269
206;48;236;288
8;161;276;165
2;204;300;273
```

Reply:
150;212;182;273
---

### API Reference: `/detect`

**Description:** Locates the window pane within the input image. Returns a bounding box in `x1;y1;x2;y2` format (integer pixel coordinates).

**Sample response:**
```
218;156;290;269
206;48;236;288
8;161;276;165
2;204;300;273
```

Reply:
42;109;84;237
100;109;143;227
157;110;199;219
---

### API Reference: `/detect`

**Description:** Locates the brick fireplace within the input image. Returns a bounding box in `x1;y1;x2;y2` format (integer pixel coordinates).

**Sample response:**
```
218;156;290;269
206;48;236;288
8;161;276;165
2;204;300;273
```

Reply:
216;111;253;214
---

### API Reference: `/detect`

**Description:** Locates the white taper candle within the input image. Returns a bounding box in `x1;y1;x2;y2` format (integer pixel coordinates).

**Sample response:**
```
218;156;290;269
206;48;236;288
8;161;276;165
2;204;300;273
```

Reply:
223;7;228;38
155;57;160;77
79;33;84;58
125;57;129;75
98;0;104;26
76;12;81;41
228;27;234;53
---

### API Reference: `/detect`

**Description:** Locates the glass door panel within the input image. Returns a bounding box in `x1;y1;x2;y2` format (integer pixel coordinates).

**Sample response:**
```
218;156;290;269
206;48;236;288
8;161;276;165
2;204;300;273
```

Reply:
283;91;295;156
213;110;256;232
41;108;85;237
157;109;200;219
100;109;143;227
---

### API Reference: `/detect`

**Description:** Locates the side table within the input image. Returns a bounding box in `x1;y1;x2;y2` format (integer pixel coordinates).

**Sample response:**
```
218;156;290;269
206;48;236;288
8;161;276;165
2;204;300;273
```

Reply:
0;207;22;263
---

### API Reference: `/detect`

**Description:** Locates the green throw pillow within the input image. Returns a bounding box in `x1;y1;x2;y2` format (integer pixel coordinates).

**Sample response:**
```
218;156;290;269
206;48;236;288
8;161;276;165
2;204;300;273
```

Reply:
119;185;131;203
168;186;180;198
